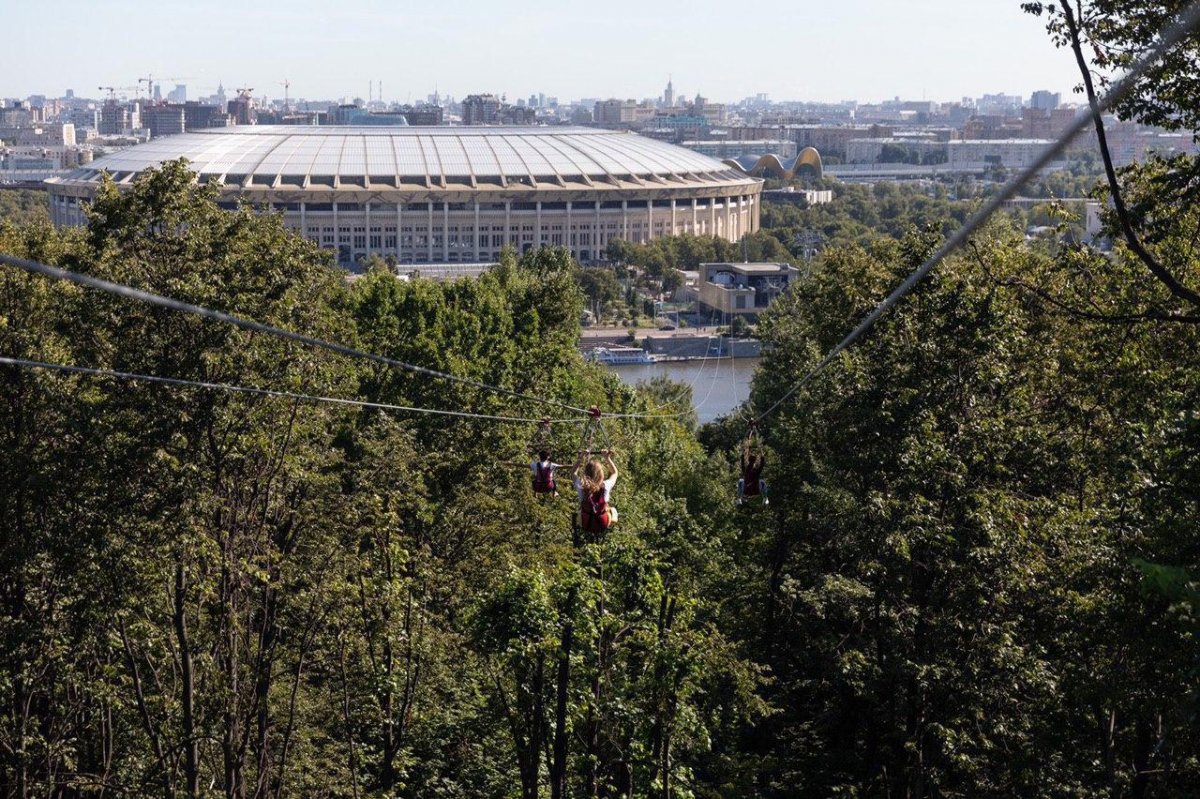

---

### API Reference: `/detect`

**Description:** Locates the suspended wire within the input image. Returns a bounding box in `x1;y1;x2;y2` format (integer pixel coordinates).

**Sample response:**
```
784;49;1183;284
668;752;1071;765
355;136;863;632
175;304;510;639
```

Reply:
692;308;734;415
0;253;592;416
0;356;584;424
751;1;1200;425
633;326;720;418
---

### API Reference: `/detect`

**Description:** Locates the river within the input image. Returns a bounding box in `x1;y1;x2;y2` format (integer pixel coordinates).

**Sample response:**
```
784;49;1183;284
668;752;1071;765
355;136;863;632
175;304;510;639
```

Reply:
606;357;760;424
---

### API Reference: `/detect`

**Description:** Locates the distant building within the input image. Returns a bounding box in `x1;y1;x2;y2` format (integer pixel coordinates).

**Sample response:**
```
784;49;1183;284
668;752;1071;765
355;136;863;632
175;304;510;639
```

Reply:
792;124;893;159
594;99;637;125
0;123;76;146
462;94;502;125
1030;90;1061;111
344;109;409;126
167;84;187;104
845;137;946;165
143;105;186;138
698;262;800;320
228;93;256;125
947;139;1056;170
99;102;131;135
682;139;797;161
182;102;231;131
662;77;675;109
398;105;444;125
1022;106;1076;139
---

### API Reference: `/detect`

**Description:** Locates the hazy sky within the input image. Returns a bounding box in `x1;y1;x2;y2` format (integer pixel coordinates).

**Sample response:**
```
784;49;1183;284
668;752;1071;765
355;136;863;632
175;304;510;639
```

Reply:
2;0;1082;105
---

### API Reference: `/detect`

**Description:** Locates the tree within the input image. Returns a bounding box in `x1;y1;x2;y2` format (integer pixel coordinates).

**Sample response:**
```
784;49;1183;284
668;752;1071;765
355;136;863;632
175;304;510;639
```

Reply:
1023;0;1200;315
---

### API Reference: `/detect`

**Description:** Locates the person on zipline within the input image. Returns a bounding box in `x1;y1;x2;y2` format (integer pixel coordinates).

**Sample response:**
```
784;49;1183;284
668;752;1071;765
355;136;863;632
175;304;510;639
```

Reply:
737;438;768;506
529;449;565;497
576;449;619;533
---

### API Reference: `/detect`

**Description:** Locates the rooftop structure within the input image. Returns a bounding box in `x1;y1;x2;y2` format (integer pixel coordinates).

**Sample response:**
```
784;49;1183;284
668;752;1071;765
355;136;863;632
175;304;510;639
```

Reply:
698;261;800;320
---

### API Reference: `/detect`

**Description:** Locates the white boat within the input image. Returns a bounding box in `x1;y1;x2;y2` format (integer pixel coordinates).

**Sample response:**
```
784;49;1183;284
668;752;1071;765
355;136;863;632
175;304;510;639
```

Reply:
588;346;658;365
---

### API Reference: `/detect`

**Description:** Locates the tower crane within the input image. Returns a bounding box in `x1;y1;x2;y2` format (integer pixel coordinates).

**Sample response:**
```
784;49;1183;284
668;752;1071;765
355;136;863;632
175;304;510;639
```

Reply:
98;86;138;101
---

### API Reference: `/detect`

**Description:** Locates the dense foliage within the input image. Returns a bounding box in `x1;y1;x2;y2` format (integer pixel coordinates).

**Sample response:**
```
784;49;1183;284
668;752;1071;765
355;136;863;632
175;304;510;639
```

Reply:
3;7;1200;794
0;163;762;798
0;189;49;226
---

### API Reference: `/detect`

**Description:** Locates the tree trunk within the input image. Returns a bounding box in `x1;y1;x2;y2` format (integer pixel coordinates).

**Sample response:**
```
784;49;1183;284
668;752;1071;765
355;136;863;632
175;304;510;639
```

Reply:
174;562;200;799
552;586;576;799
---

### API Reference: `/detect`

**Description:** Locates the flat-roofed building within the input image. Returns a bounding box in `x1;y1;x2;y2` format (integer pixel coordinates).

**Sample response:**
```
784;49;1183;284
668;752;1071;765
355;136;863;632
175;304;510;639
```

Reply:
698;262;799;320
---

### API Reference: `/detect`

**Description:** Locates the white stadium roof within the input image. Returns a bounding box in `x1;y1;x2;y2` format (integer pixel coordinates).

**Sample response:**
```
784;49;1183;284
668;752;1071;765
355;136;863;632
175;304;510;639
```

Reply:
68;126;752;188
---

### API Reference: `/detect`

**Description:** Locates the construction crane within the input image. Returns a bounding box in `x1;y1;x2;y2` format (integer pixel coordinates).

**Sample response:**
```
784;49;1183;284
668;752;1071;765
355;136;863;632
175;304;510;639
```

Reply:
98;86;138;101
279;79;291;113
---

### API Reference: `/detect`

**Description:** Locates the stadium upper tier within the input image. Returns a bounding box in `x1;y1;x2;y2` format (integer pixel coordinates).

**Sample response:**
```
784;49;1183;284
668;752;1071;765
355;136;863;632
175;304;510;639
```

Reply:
47;126;763;266
54;126;753;191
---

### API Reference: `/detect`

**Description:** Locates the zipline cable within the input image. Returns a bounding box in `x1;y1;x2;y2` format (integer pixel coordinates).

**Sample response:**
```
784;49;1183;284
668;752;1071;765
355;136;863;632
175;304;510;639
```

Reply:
0;253;592;416
0;356;585;424
751;0;1200;425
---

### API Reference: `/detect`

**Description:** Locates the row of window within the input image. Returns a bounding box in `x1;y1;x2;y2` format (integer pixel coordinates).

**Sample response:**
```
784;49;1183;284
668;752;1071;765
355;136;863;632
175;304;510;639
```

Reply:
271;197;755;213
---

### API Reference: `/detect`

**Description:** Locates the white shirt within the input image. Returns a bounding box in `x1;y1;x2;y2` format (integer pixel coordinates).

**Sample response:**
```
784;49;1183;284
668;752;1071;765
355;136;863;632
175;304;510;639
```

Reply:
530;460;562;477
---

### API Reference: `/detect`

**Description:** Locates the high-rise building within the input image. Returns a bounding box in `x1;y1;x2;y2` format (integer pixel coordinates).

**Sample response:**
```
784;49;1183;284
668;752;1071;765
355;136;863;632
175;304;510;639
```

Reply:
182;102;230;130
144;105;186;138
168;84;187;104
594;98;637;125
663;77;675;109
462;94;502;125
99;102;130;135
1030;90;1061;110
228;91;256;125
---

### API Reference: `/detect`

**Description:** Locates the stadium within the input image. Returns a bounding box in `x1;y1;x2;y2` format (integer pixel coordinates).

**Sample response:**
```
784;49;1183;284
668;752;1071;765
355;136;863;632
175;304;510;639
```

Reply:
46;126;763;265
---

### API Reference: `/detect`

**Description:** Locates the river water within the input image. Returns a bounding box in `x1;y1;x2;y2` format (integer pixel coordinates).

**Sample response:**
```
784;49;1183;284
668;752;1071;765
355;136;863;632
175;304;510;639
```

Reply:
607;357;760;424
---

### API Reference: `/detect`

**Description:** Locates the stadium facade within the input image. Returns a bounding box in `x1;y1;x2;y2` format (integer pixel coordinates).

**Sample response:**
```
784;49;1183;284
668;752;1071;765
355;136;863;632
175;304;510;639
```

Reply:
46;126;763;265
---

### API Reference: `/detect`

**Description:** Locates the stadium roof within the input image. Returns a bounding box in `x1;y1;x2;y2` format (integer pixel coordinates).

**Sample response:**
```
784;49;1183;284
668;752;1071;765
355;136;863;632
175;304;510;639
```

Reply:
66;126;753;189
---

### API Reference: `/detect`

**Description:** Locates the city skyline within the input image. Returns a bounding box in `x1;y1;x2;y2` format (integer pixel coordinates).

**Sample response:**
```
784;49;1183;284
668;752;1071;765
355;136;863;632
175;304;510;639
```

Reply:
3;0;1083;105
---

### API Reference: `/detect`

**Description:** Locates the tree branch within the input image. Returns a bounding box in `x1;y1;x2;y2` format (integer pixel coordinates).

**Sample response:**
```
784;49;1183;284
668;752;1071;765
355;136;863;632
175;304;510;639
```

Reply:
1060;1;1200;310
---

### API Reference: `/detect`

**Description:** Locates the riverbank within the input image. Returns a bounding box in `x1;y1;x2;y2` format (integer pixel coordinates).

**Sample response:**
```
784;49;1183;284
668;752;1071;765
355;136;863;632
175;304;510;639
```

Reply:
581;326;762;360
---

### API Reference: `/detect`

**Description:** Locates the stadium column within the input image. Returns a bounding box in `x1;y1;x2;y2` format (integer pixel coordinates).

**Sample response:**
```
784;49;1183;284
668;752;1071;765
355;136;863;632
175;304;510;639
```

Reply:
300;202;306;240
396;203;403;261
725;198;732;241
566;202;573;257
427;202;434;262
692;199;698;234
670;199;676;235
443;202;449;262
621;200;628;241
710;201;716;238
333;203;340;262
505;201;512;249
365;202;372;257
594;201;601;253
474;201;481;262
646;199;653;242
536;201;542;249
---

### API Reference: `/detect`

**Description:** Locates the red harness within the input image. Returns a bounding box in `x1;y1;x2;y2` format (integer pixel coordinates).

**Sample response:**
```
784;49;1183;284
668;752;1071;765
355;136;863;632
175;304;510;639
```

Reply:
742;459;764;496
580;487;610;532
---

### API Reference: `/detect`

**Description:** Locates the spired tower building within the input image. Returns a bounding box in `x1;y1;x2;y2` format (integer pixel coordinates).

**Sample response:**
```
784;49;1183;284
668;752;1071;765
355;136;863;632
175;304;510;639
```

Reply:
663;76;675;109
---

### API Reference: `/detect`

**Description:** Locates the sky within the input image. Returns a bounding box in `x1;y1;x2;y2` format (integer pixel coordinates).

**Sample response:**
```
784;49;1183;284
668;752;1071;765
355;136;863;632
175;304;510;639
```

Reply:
2;0;1083;105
